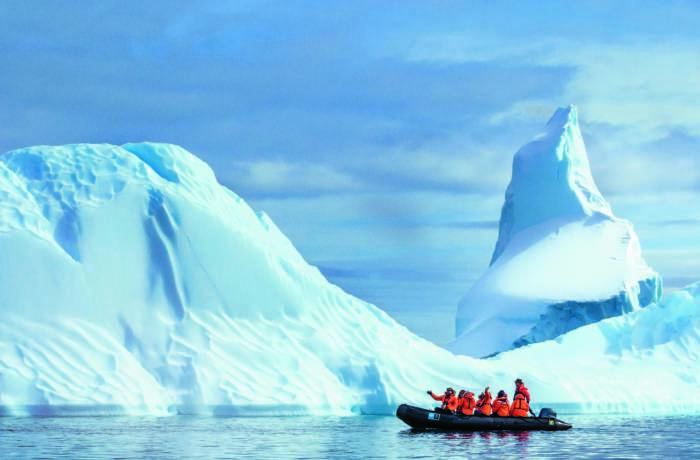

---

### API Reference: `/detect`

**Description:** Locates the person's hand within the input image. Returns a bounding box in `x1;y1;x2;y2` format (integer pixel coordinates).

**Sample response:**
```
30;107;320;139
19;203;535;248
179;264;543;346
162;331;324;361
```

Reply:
427;390;432;395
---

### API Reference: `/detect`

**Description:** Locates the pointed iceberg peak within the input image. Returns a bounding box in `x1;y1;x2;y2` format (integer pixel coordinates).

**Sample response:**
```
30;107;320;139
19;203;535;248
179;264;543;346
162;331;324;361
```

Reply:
452;105;661;357
545;104;578;132
490;105;612;264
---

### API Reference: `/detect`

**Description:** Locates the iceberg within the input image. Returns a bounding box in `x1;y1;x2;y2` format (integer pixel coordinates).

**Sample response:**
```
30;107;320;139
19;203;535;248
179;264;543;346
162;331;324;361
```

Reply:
451;106;662;357
0;141;696;416
491;282;700;413
0;143;489;416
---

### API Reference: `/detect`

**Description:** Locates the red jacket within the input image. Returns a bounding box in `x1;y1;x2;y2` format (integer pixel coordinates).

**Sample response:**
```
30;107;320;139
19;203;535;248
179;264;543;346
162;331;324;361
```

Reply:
430;392;458;412
515;384;531;403
492;396;510;416
476;389;492;415
457;392;476;415
510;393;530;417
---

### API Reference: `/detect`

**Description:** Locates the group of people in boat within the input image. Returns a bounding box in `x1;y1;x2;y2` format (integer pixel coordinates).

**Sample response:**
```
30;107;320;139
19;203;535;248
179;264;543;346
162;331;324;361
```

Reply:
427;378;532;417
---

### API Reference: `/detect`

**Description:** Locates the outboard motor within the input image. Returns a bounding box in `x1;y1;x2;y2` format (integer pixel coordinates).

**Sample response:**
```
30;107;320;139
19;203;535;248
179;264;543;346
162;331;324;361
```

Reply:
538;408;557;419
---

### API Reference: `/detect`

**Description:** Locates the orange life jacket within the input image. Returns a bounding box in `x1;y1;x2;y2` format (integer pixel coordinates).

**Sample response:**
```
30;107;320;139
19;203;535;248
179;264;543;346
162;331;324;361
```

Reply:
476;392;492;415
492;396;510;416
458;393;476;415
515;384;531;403
444;395;458;412
431;392;458;412
510;393;529;417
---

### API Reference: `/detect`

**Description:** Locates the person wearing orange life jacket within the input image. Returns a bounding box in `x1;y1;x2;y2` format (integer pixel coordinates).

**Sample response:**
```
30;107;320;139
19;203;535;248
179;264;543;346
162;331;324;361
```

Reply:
491;390;510;416
513;378;535;416
456;390;476;415
514;378;531;404
427;387;458;413
474;386;492;416
510;392;530;417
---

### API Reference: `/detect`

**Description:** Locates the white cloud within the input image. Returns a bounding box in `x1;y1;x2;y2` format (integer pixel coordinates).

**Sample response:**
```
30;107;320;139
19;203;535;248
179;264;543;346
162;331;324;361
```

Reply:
227;160;361;196
590;140;700;196
224;130;516;198
408;34;700;136
551;41;700;136
360;147;511;194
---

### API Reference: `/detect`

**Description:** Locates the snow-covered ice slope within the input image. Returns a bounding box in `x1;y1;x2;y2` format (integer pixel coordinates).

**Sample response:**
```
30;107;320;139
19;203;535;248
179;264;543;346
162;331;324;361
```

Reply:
451;105;661;357
0;142;695;416
0;143;499;415
493;282;700;413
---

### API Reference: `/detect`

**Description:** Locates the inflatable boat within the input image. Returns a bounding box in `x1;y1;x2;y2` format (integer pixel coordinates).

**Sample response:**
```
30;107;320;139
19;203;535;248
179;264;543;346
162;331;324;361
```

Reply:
396;404;572;431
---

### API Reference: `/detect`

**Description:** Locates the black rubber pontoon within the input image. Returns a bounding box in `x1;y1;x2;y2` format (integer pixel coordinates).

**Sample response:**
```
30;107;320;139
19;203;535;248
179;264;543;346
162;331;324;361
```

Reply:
396;404;572;431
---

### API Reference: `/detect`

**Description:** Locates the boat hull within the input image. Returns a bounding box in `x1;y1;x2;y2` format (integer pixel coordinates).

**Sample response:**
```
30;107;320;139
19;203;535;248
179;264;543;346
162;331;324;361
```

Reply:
396;404;572;431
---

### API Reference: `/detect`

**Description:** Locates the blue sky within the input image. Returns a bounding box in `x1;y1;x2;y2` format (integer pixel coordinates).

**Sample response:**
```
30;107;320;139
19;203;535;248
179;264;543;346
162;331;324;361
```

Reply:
1;1;699;344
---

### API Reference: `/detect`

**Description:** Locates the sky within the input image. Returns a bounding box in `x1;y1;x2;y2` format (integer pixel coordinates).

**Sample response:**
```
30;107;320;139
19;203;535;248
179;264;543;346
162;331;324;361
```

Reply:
1;1;699;344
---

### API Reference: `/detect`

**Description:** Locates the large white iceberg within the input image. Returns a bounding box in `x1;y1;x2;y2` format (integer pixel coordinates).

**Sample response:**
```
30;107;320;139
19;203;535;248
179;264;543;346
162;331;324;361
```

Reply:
451;106;661;357
0;143;489;415
0;141;696;416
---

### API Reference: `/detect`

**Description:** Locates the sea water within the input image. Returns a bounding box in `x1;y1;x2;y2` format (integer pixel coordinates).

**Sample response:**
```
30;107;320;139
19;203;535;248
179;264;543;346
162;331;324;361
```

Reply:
1;414;698;459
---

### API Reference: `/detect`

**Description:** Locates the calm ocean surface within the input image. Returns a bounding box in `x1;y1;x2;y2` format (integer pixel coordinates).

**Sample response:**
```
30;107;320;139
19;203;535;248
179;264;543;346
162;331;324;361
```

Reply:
1;414;699;459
